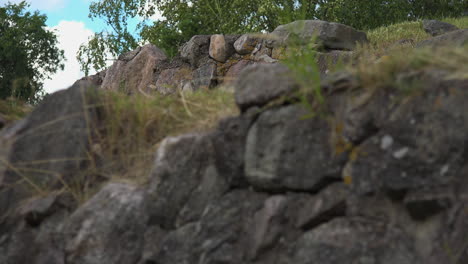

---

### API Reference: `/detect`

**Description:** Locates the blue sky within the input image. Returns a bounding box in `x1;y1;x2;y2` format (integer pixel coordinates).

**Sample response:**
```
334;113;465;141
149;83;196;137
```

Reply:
1;0;152;93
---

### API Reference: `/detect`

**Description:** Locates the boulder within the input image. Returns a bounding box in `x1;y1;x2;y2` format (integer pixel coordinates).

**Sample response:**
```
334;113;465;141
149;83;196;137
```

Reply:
192;62;217;90
292;218;420;264
211;112;258;187
74;70;106;87
234;63;300;111
144;190;267;264
342;75;468;195
0;81;100;214
146;134;229;229
416;29;468;48
0;192;76;264
234;34;261;54
64;183;147;264
101;44;167;93
209;34;239;62
270;20;368;50
423;20;459;36
245;104;346;191
223;59;255;85
180;35;211;67
295;183;348;229
154;65;192;94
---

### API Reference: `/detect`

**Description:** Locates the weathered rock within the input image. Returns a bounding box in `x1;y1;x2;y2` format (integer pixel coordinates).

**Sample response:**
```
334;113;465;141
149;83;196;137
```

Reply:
146;134;229;229
19;192;76;227
296;183;348;229
403;187;454;221
247;195;288;260
154;65;192;94
209;34;239;62
343;76;468;195
223;59;255;85
180;35;211;67
423;20;459;36
270;20;368;50
234;63;300;111
292;218;420;264
0;82;100;214
245;104;346;191
192;62;217;90
316;50;354;76
101;44;167;93
211;113;257;187
416;29;468;48
0;192;76;264
209;34;228;62
234;34;261;54
146;190;267;264
64;183;147;264
74;70;106;87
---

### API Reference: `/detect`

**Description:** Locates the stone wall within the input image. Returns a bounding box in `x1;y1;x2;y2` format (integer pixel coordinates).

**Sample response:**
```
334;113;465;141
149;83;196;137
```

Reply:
1;19;468;264
81;20;368;94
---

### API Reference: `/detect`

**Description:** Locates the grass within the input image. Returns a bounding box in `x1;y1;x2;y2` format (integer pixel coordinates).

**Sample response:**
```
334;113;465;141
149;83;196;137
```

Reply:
71;88;237;202
366;16;468;55
0;98;32;126
4;16;467;204
352;44;468;92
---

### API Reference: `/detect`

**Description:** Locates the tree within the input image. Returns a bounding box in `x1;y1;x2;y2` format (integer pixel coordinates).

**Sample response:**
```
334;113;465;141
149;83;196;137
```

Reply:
78;0;466;75
78;0;318;74
0;1;64;103
316;0;467;30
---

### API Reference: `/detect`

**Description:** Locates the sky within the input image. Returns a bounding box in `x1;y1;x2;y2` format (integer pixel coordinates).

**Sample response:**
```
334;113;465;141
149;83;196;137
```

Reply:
1;0;155;94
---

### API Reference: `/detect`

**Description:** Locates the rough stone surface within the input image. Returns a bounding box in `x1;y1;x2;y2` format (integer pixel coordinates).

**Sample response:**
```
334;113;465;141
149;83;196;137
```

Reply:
180;35;211;67
64;183;147;264
234;63;300;111
234;34;261;54
0;82;100;214
270;20;368;50
223;59;255;85
146;133;229;229
3;19;468;264
343;75;468;195
192;62;217;90
154;65;192;94
211;113;257;187
209;34;228;62
245;104;346;191
101;44;167;93
296;183;348;229
423;20;459;36
416;29;468;48
209;34;239;62
292;218;420;264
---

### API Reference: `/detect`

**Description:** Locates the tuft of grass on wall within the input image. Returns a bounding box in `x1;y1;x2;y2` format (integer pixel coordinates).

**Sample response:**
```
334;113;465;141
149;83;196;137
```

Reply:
352;45;468;92
366;16;468;54
87;88;237;186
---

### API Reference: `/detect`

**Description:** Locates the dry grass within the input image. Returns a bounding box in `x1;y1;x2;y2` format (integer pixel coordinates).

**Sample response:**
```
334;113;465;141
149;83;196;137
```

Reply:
86;88;237;188
352;45;468;91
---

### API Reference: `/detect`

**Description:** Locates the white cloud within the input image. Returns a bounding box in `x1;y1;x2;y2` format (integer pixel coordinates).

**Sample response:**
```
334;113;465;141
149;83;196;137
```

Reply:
3;0;67;11
43;20;94;93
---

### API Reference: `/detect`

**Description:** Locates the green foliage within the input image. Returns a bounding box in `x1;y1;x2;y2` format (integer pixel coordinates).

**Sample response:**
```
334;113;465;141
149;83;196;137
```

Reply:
317;0;467;30
0;1;65;103
78;0;318;74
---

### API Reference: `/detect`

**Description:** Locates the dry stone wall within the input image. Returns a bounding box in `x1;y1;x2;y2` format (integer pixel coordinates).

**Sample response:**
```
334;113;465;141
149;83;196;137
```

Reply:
1;19;468;264
84;20;368;95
